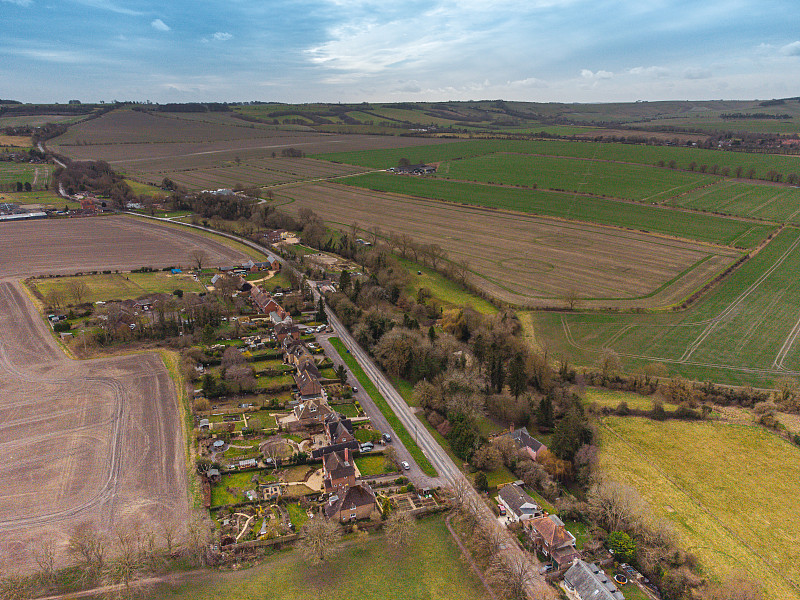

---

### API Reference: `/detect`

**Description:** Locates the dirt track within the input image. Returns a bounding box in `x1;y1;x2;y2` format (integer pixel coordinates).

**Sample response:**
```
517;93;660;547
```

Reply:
0;216;215;571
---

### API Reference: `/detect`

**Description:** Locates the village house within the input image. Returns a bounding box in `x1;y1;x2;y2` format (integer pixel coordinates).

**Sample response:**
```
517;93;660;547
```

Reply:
324;412;356;445
294;362;324;400
506;426;548;462
323;448;357;493
293;397;332;427
285;340;314;369
324;482;379;523
275;322;300;343
497;483;544;522
525;514;581;569
263;229;287;245
563;560;625;600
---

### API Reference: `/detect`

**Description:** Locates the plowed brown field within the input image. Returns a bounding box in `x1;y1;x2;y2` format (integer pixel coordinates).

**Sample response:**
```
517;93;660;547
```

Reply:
276;183;742;308
0;215;238;571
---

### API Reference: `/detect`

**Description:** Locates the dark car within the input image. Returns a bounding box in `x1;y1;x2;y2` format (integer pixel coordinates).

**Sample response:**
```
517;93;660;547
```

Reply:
382;433;392;443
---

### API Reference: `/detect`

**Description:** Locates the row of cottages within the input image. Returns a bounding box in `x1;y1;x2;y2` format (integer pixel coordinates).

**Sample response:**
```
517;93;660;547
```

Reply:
219;254;281;274
563;560;625;600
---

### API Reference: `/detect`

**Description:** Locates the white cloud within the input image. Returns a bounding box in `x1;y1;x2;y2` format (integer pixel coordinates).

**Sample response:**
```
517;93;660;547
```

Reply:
628;66;669;77
151;19;170;32
212;32;233;41
506;77;548;88
1;0;33;6
580;69;613;80
684;67;712;79
780;41;800;56
72;0;142;16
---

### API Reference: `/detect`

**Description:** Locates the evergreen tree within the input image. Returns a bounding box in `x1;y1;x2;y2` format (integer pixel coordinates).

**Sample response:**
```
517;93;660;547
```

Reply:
537;394;554;430
508;352;527;399
338;269;351;293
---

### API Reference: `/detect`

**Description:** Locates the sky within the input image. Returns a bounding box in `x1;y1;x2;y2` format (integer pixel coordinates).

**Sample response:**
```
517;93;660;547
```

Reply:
2;0;800;104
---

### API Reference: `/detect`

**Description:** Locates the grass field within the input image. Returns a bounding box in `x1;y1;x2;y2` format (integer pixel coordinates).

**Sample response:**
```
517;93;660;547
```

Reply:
151;515;486;600
329;337;436;477
275;182;744;308
0;162;52;190
29;271;206;304
0;189;67;208
583;388;677;412
600;416;800;600
339;173;772;248
398;257;498;314
354;454;392;476
537;226;800;385
439;153;719;202
315;138;800;183
670;180;800;223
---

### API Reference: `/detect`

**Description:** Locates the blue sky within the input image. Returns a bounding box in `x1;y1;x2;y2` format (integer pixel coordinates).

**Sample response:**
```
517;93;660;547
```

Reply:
2;0;800;103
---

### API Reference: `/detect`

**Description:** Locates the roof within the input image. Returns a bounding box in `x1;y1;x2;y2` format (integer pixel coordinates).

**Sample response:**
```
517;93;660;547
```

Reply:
564;561;625;600
294;396;331;419
528;514;576;549
498;483;540;517
324;449;355;481
324;482;377;518
509;426;546;453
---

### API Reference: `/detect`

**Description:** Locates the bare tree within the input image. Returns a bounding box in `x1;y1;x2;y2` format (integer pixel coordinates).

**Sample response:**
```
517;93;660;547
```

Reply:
0;573;34;600
299;517;342;564
46;289;65;310
369;225;382;246
703;576;764;600
383;445;400;471
67;521;107;581
472;443;502;471
34;539;57;587
488;553;540;600
586;479;644;533
385;510;418;547
159;519;180;556
189;249;208;270
68;279;90;305
564;288;580;310
599;348;621;379
185;515;211;566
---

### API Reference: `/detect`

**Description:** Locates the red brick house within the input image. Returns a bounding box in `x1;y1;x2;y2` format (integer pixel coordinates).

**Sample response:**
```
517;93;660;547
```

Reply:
525;514;581;568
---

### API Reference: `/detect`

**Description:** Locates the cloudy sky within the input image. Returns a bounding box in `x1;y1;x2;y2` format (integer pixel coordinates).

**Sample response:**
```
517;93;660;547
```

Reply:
2;0;800;103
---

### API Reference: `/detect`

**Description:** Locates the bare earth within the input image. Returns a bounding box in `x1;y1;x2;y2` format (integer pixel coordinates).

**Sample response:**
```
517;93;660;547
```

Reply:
0;216;234;571
276;182;741;308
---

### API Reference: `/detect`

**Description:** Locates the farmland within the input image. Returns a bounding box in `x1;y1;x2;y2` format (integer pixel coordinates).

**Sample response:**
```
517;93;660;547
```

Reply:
48;108;451;190
600;416;800;600
0;162;52;190
0;280;188;573
275;182;742;307
0;215;251;278
534;227;800;385
669;180;800;223
150;515;486;600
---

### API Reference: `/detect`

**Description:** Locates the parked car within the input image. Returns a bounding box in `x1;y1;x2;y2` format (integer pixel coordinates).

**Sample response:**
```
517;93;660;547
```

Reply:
497;503;506;516
401;461;411;471
539;564;554;574
352;386;358;393
382;433;392;443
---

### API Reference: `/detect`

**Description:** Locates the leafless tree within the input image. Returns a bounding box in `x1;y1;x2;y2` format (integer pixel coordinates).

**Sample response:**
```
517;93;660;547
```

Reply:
599;348;621;379
221;346;245;370
68;279;90;305
383;445;400;471
189;249;208;270
185;515;212;566
422;243;446;269
369;225;382;246
159;519;180;556
385;510;418;547
703;576;764;600
586;479;644;533
472;443;502;471
564;288;580;310
67;521;107;581
0;573;34;600
299;517;342;564
46;289;65;310
34;539;57;587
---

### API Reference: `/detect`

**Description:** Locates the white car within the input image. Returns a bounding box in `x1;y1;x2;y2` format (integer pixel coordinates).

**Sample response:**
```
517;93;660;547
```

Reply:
401;461;411;471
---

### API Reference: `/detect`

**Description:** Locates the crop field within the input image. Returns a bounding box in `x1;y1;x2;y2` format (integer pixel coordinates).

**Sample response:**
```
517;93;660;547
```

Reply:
29;270;206;304
275;182;742;307
535;227;800;385
316;138;800;182
0;162;52;189
339;173;773;247
0;215;251;278
600;417;800;600
0;281;188;573
669;180;800;223
438;153;719;202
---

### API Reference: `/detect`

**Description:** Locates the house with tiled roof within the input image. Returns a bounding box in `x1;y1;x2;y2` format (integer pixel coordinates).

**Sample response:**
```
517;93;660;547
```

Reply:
563;560;625;600
525;514;581;568
324;482;378;523
507;426;548;461
324;413;355;445
323;448;357;493
293;397;332;427
497;483;544;522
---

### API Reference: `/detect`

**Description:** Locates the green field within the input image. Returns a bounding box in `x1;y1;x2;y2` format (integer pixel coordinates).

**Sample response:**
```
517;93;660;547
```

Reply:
600;417;800;600
535;227;800;386
439;153;719;202
315;138;800;182
341;172;773;248
354;454;393;476
151;515;485;600
0;162;52;190
30;271;206;304
329;337;436;477
399;258;497;315
670;180;800;223
125;178;169;198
